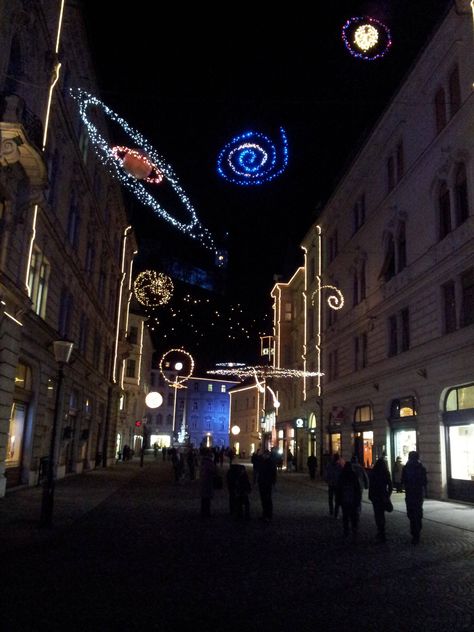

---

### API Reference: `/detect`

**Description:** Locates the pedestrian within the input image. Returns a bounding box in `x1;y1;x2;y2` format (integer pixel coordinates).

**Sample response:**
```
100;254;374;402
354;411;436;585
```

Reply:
325;453;342;518
162;446;166;461
368;457;393;543
307;454;318;480
122;444;130;461
392;456;404;493
257;449;277;523
336;461;362;541
227;463;251;519
199;448;217;518
251;449;261;484
401;450;428;544
351;455;369;495
287;449;294;472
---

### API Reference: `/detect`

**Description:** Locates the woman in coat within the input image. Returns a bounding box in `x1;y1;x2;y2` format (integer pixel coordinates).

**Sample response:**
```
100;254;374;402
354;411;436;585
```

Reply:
368;457;393;543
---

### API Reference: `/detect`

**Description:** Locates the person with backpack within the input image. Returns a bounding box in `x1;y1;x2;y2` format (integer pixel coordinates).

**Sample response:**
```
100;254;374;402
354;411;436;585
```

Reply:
336;461;362;541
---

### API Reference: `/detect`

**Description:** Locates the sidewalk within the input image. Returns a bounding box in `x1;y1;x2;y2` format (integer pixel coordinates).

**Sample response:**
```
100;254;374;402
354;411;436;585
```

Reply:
291;472;474;533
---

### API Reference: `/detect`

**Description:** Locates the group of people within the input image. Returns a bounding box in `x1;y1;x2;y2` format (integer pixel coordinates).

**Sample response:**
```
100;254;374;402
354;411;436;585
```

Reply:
325;451;428;544
200;448;277;522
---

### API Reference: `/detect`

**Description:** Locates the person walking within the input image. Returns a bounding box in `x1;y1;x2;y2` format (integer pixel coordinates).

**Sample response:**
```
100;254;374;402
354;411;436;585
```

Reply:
251;449;261;484
351;455;369;496
227;463;251;519
307;454;318;480
336;461;362;541
368;457;393;543
257;449;277;523
325;453;342;518
401;451;428;544
199;448;217;518
392;456;404;493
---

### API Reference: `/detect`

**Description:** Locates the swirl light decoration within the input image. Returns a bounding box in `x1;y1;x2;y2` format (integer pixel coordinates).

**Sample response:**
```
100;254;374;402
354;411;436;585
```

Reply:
133;270;174;307
70;89;215;251
217;128;289;185
342;16;392;60
311;285;344;311
159;348;195;388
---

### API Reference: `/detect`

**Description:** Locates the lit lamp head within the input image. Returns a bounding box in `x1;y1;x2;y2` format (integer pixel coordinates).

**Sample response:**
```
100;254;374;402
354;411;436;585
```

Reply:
174;362;183;371
231;425;241;436
145;391;163;409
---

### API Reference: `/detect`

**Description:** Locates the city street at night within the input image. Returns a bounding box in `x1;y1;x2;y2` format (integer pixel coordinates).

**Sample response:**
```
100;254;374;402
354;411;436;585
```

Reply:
2;459;474;631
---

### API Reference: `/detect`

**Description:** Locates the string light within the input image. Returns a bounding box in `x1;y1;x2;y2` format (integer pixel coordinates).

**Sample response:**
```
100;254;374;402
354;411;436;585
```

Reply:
133;270;173;307
217;128;289;185
70;88;215;251
342;16;392;60
159;348;194;388
311;285;344;310
207;365;322;379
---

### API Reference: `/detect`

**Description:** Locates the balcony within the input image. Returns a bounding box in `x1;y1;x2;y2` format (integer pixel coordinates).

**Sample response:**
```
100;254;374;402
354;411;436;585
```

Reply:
0;93;46;186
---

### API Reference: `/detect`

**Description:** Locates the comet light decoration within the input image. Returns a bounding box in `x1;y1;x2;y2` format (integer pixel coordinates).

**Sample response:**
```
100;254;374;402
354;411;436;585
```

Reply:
71;88;215;251
342;16;392;60
207;365;322;380
133;270;174;307
217;128;289;185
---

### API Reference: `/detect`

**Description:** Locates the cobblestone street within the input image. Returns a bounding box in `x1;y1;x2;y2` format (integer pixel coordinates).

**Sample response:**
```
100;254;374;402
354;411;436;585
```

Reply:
2;460;474;632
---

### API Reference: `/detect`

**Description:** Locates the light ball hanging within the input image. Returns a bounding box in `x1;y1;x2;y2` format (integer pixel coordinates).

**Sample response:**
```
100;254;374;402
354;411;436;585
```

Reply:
342;16;392;60
134;270;174;307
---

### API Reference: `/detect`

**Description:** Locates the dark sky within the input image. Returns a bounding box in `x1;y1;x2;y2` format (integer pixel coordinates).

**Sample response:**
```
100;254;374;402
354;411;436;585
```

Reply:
81;0;451;367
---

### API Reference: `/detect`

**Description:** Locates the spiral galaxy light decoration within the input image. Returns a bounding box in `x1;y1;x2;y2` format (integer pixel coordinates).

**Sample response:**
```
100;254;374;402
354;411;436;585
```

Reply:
133;270;174;307
217;128;289;185
342;16;392;60
70;88;215;251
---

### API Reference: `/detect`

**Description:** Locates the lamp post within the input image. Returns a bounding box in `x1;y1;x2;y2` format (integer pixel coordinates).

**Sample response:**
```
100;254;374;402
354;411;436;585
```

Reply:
40;339;74;527
141;391;163;467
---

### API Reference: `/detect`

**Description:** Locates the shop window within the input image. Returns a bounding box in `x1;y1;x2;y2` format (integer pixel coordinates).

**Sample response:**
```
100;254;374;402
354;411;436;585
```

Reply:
390;397;417;418
6;402;26;465
448;425;474;481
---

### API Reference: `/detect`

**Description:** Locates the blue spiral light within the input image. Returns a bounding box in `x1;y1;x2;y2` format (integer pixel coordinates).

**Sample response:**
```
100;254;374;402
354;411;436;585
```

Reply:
217;128;289;186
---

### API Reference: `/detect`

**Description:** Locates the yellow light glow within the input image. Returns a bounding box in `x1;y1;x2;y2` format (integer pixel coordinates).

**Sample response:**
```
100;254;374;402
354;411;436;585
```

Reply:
354;23;379;52
113;226;132;384
145;391;164;408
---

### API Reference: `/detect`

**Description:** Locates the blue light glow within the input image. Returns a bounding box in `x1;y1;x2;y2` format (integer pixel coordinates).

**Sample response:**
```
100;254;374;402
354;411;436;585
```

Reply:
217;128;289;185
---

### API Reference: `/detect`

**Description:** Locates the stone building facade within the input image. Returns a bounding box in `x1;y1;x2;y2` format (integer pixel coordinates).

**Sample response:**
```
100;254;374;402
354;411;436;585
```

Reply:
296;1;474;501
0;1;141;495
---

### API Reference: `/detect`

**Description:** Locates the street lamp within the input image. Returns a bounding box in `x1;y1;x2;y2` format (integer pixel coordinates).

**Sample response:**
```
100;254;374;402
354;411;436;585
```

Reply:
40;339;74;527
141;391;163;467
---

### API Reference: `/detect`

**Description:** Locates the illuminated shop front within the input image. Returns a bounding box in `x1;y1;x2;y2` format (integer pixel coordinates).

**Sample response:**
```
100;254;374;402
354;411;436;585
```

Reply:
444;383;474;503
6;362;32;488
389;396;417;465
327;406;344;456
307;412;317;457
352;405;374;468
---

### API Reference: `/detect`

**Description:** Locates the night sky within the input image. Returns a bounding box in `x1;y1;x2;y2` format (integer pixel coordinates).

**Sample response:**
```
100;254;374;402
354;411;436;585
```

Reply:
81;0;451;369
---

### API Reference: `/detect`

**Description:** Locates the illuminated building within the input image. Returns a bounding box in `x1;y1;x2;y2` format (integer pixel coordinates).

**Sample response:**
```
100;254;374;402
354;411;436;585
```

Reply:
0;2;140;495
228;382;263;458
301;1;474;501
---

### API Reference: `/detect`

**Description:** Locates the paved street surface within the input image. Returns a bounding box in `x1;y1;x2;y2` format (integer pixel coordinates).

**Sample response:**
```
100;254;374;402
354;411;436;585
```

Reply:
2;459;474;632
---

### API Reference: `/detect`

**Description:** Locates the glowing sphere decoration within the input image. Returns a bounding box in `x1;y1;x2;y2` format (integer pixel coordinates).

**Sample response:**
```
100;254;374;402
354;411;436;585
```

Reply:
217;128;289;185
159;348;194;387
342;16;392;60
145;392;164;409
231;425;241;436
111;146;163;184
133;270;174;307
70;89;215;251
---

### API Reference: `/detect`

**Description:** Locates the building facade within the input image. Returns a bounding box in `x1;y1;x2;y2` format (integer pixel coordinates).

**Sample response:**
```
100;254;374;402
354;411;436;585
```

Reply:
0;2;138;495
228;381;262;458
299;1;474;501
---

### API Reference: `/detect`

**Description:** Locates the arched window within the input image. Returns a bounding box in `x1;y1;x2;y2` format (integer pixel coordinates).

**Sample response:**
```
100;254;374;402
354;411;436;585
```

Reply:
438;181;451;240
455;163;469;227
390;397;417;419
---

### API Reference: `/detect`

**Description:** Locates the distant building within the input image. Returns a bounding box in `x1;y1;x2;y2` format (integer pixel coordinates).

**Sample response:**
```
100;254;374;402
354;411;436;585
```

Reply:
228;381;263;458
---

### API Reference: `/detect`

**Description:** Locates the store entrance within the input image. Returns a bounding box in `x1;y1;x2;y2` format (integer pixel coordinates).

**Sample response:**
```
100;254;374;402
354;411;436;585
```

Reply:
393;428;417;464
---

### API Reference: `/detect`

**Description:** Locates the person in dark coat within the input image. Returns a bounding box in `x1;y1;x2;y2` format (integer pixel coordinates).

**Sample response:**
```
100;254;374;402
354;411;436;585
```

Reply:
336;461;362;540
401;451;428;544
368;457;393;543
325;453;343;518
199;448;217;517
227;464;251;519
392;456;403;493
257;449;277;523
307;454;318;480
